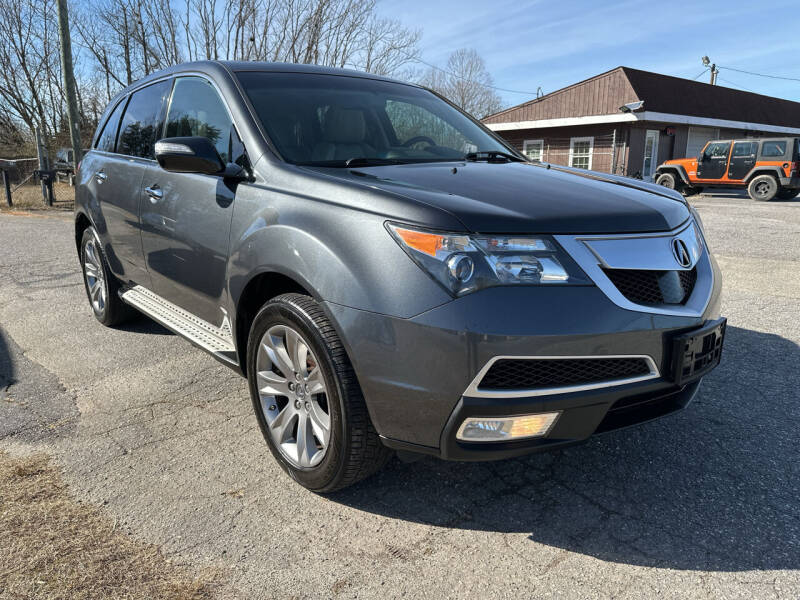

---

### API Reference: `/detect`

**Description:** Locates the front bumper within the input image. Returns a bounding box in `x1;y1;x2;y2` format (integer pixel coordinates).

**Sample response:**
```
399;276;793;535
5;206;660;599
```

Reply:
324;235;723;460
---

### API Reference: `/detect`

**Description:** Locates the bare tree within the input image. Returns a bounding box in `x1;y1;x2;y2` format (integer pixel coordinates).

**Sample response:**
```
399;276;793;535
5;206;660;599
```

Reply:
0;0;422;154
421;48;502;119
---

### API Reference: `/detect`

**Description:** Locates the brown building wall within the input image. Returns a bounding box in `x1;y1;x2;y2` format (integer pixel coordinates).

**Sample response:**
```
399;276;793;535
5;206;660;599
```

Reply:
495;120;800;178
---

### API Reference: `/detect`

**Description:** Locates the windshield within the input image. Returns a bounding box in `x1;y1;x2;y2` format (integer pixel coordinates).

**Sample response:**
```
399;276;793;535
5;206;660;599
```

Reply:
236;71;513;166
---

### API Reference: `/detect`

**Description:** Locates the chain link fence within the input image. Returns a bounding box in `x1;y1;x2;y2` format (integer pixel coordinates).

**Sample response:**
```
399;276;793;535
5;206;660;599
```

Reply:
1;154;75;209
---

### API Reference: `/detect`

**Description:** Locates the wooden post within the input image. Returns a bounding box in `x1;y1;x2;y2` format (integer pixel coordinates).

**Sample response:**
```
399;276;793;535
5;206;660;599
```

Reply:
35;127;49;204
57;0;83;171
2;169;11;207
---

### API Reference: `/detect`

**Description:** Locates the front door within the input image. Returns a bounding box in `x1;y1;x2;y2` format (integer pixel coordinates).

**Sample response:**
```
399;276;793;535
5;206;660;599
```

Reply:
140;76;242;326
728;141;758;181
696;141;731;180
642;130;659;181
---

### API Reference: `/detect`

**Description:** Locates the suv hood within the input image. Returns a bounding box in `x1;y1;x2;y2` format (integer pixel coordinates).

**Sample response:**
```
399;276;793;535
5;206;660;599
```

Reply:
309;161;689;234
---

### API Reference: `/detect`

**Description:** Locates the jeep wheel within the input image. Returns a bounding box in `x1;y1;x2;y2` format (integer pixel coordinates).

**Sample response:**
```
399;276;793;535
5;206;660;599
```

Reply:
655;173;677;189
775;188;799;200
80;226;135;326
247;293;390;493
748;175;778;201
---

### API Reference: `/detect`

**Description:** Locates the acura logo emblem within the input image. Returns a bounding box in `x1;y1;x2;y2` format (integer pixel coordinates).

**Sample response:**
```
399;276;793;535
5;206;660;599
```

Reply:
672;238;692;268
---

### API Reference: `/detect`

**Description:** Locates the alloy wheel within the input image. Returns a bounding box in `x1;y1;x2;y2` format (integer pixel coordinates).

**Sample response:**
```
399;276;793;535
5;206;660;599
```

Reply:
256;325;331;468
83;237;107;314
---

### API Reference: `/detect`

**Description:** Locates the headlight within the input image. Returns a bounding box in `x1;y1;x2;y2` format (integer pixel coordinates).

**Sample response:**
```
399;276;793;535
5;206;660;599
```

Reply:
387;223;589;296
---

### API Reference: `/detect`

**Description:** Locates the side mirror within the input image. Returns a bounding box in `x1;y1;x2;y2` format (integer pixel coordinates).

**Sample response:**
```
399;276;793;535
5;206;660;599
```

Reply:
154;137;225;175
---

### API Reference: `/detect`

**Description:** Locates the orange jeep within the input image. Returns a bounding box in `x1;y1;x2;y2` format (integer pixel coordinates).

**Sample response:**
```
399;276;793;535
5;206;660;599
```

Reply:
655;137;800;201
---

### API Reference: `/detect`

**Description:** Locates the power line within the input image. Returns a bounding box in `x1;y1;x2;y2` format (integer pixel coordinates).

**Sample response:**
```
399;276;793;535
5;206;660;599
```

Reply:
716;75;757;94
718;65;800;83
692;68;709;80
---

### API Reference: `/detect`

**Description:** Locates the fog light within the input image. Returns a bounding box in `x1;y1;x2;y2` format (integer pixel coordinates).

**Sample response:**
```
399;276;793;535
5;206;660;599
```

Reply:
456;412;560;442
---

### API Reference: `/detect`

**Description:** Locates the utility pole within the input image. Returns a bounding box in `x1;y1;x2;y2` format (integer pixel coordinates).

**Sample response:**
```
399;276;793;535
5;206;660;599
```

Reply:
56;0;82;171
702;56;719;85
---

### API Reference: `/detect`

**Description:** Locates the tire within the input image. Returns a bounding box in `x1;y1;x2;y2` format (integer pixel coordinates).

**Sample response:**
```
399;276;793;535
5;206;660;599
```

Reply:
747;174;779;202
655;172;677;189
775;188;799;200
247;293;390;493
79;226;135;326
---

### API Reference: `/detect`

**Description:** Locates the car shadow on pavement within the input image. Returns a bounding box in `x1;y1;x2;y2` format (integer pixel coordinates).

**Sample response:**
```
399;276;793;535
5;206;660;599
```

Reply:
333;325;799;572
116;316;173;336
0;329;15;393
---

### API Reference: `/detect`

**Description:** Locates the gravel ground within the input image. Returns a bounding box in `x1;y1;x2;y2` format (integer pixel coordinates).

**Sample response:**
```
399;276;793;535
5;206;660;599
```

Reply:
0;189;798;599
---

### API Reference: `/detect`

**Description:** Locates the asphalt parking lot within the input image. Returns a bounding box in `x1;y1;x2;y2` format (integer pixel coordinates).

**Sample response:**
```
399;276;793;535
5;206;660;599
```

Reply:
1;190;798;599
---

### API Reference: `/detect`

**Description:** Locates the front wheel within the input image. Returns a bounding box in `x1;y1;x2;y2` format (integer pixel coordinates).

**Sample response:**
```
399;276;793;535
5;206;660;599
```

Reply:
247;293;390;492
655;172;677;189
748;175;779;201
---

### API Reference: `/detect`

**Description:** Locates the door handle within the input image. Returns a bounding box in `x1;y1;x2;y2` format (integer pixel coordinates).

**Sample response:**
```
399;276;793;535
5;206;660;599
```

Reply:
145;185;163;202
95;171;107;184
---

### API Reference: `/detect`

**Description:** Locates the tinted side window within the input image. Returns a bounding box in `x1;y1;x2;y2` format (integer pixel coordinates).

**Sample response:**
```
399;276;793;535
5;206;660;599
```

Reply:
732;141;757;157
165;77;233;163
95;98;127;153
118;80;171;158
703;142;730;159
761;140;787;157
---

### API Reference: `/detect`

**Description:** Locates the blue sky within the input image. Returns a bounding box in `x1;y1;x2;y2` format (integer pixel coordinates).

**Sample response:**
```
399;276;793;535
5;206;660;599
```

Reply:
377;0;800;108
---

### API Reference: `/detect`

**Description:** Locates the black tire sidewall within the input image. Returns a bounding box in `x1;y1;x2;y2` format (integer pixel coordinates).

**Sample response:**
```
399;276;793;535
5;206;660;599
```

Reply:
749;175;778;201
656;173;676;189
247;297;348;491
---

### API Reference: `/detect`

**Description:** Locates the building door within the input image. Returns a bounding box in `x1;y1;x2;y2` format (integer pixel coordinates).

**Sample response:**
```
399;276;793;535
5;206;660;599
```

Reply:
642;130;659;181
686;127;718;158
728;140;758;180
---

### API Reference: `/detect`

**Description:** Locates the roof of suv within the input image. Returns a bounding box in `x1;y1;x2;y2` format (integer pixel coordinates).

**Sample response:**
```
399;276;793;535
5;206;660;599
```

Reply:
123;60;413;96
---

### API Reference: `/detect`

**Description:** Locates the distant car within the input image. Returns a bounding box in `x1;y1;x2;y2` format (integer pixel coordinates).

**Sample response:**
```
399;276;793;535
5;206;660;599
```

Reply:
53;147;89;174
75;61;725;492
655;137;800;201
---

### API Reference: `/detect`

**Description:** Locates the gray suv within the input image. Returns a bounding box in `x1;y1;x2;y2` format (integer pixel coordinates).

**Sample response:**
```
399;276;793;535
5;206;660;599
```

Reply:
75;61;725;492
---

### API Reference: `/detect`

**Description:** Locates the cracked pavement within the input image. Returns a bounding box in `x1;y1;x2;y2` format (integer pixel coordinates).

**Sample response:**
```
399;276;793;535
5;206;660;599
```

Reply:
0;190;798;599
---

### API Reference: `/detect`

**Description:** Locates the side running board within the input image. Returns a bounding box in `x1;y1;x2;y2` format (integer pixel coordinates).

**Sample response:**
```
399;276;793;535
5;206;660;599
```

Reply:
120;285;237;364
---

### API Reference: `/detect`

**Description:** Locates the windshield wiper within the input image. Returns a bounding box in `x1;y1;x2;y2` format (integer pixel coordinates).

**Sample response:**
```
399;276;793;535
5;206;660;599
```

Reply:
344;157;405;168
464;150;525;163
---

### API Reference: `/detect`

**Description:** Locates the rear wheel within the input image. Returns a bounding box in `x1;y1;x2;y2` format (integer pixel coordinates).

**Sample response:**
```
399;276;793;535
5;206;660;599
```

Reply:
247;293;390;493
776;188;799;200
79;226;135;326
655;172;677;189
748;174;779;201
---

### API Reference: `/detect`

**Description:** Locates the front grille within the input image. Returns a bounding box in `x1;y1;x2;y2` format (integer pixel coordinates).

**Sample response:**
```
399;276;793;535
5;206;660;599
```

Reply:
603;267;697;306
478;357;653;391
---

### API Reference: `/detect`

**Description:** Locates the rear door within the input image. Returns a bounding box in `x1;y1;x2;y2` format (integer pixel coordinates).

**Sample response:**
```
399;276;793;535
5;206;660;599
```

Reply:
140;76;242;326
696;141;731;180
87;81;170;284
728;141;758;180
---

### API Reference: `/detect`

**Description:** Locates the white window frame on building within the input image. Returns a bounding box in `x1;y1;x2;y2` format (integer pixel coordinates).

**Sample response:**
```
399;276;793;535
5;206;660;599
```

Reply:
523;139;544;161
569;136;593;170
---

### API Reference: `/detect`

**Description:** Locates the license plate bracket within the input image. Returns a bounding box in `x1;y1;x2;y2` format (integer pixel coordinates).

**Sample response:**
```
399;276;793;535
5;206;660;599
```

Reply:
671;317;726;386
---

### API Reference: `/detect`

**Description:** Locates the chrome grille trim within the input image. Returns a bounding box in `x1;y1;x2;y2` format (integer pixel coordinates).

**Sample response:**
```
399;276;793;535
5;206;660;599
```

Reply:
554;219;714;317
464;355;660;398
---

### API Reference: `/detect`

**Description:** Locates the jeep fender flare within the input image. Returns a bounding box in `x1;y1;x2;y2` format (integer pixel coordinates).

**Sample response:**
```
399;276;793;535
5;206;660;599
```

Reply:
744;166;784;184
655;164;690;185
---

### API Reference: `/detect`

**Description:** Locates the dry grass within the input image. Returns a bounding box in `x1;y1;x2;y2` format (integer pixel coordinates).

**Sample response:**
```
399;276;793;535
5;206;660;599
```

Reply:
0;183;74;212
0;452;221;599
